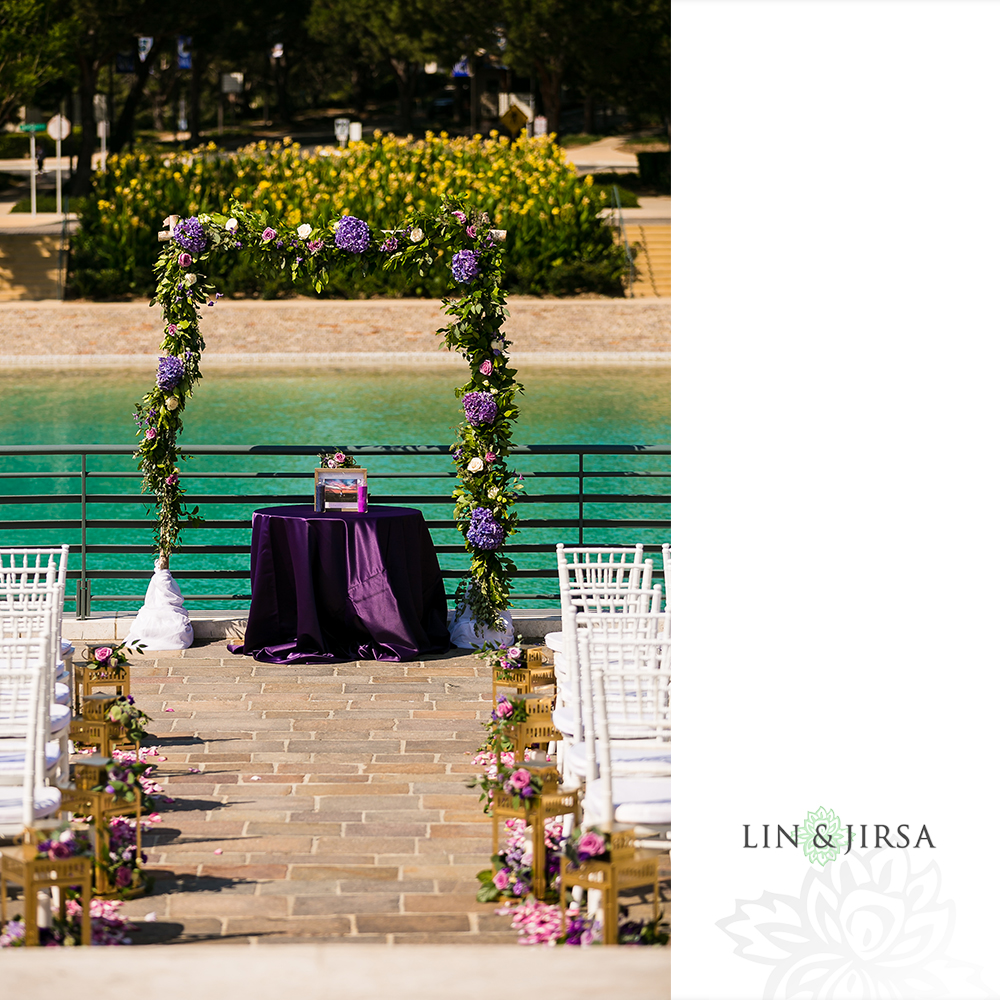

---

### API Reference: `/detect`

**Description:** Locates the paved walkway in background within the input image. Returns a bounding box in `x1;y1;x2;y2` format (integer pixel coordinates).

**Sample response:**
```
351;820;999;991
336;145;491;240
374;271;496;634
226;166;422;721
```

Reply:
0;297;670;358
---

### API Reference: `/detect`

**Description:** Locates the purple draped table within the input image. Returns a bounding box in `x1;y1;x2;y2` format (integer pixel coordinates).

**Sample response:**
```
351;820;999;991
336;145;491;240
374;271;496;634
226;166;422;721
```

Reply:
227;504;451;664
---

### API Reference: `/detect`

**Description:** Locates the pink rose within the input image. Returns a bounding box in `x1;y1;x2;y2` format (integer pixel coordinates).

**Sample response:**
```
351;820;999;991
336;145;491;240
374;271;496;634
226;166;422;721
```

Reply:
452;210;467;224
334;452;346;464
50;841;73;860
492;869;510;890
577;831;606;858
95;647;112;662
479;360;493;376
485;451;497;463
508;768;532;791
466;225;476;238
307;240;324;253
178;252;192;268
167;324;177;334
261;227;277;242
165;473;179;486
495;699;514;718
115;866;132;888
145;427;157;440
507;646;521;660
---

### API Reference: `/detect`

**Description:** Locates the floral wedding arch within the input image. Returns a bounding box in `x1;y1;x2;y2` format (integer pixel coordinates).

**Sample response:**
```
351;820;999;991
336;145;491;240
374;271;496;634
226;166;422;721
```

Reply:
129;204;521;647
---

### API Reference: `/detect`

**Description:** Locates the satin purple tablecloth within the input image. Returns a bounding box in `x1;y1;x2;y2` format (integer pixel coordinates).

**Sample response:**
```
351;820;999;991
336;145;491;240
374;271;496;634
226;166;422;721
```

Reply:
228;505;451;664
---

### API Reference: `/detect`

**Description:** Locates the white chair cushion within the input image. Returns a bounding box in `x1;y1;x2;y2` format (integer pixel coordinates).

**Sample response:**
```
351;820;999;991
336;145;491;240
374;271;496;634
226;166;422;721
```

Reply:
61;641;74;657
583;776;671;826
54;682;70;706
0;785;61;826
565;741;671;778
544;631;564;653
50;704;70;733
0;740;61;772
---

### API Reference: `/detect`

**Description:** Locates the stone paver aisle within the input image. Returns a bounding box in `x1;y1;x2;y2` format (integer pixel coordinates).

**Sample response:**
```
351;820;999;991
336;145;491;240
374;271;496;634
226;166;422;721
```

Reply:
117;640;517;944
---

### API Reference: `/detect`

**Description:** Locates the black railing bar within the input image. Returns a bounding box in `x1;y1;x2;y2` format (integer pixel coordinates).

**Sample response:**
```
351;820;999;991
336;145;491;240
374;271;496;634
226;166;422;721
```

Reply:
88;594;563;604
0;444;670;457
0;518;671;531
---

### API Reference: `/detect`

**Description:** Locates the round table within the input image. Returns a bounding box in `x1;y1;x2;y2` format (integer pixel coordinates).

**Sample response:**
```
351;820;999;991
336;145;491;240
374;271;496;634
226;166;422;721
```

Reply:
228;505;451;663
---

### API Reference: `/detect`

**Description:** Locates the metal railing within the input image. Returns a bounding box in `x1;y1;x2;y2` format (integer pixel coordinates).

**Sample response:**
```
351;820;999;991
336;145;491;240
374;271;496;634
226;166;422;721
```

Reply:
0;444;670;617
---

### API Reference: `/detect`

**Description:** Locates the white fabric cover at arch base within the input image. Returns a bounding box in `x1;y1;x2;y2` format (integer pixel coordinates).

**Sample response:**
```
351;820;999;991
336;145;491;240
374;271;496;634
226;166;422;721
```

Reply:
449;604;514;649
125;567;194;650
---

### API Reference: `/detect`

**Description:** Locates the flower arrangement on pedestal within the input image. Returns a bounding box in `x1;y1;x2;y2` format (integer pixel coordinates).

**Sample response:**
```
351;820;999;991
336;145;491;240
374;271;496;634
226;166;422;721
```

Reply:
135;203;521;635
102;817;150;894
0;899;135;947
106;695;151;745
317;449;359;469
475;817;564;903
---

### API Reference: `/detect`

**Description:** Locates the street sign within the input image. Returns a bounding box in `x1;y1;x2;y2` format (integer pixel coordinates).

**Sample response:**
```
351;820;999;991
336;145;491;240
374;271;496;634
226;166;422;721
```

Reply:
138;36;154;63
221;72;243;94
17;123;46;132
177;36;192;70
452;57;470;78
534;115;548;137
47;115;71;141
334;118;349;146
500;105;528;137
97;121;110;139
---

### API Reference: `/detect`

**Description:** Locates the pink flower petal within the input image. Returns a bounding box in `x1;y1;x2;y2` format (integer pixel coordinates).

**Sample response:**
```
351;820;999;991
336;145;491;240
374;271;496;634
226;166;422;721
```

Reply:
214;849;223;855
164;708;175;712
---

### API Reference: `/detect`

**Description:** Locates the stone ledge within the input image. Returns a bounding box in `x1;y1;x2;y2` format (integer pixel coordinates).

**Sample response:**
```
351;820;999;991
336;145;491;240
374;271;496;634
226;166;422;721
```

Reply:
61;609;561;644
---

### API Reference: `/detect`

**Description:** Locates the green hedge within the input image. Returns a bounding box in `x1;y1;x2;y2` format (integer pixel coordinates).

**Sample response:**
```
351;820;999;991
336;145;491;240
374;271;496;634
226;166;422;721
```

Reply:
69;133;627;299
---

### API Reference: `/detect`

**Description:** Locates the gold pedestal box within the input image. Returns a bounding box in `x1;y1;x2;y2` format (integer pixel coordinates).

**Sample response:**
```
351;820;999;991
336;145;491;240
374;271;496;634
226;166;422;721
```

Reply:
0;827;93;946
490;763;580;900
559;827;665;945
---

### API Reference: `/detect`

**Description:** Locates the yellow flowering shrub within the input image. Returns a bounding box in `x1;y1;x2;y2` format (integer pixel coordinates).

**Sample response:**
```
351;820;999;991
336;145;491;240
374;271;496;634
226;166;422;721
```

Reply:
70;133;626;299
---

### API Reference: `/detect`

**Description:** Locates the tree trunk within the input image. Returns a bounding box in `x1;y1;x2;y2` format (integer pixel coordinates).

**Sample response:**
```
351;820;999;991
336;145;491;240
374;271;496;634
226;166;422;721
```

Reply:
583;92;595;134
70;56;99;196
536;63;562;136
187;51;204;148
390;59;417;134
275;57;293;124
350;63;369;119
110;41;159;154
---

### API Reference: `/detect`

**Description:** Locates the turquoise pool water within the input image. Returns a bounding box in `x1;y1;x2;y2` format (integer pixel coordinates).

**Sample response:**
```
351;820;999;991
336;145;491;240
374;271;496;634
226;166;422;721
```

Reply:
0;364;670;609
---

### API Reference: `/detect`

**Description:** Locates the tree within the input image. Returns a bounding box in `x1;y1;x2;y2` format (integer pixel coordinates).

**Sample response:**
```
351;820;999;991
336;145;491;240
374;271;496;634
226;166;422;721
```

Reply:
0;0;73;127
500;0;581;136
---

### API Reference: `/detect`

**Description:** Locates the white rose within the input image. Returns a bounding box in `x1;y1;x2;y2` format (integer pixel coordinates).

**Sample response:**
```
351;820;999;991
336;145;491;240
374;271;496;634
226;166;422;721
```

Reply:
183;273;198;287
410;227;424;242
225;218;238;232
297;223;313;238
165;397;180;411
467;457;484;473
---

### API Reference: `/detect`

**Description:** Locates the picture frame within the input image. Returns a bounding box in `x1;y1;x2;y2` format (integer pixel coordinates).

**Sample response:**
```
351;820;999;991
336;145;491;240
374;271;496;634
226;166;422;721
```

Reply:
314;468;367;512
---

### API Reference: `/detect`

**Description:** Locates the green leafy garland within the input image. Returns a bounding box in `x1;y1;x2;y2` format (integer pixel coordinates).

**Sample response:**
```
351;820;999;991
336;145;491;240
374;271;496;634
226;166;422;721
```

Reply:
135;204;522;631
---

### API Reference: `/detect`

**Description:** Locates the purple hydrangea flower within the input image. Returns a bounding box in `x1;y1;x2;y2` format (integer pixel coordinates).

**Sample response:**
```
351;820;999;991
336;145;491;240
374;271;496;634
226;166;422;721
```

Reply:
380;235;400;253
463;391;498;426
156;355;185;390
172;217;206;254
451;249;480;283
466;507;504;550
335;216;371;253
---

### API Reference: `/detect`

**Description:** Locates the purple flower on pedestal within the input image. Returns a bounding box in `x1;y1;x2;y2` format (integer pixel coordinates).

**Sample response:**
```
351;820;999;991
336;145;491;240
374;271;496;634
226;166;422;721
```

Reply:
451;249;480;284
156;355;185;390
172;217;206;254
463;391;498;426
466;507;504;551
335;216;371;253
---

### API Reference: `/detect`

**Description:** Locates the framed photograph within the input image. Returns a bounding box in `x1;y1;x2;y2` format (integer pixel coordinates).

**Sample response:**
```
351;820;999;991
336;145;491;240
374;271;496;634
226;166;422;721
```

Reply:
314;468;367;512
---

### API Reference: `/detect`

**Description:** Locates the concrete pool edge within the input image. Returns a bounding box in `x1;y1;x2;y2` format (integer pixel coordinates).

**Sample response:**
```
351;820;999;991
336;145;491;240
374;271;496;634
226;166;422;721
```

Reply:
1;351;670;368
62;608;561;643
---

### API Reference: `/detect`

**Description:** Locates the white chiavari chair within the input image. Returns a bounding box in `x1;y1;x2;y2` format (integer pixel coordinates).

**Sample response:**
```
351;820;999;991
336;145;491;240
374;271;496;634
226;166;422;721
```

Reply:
0;637;61;835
